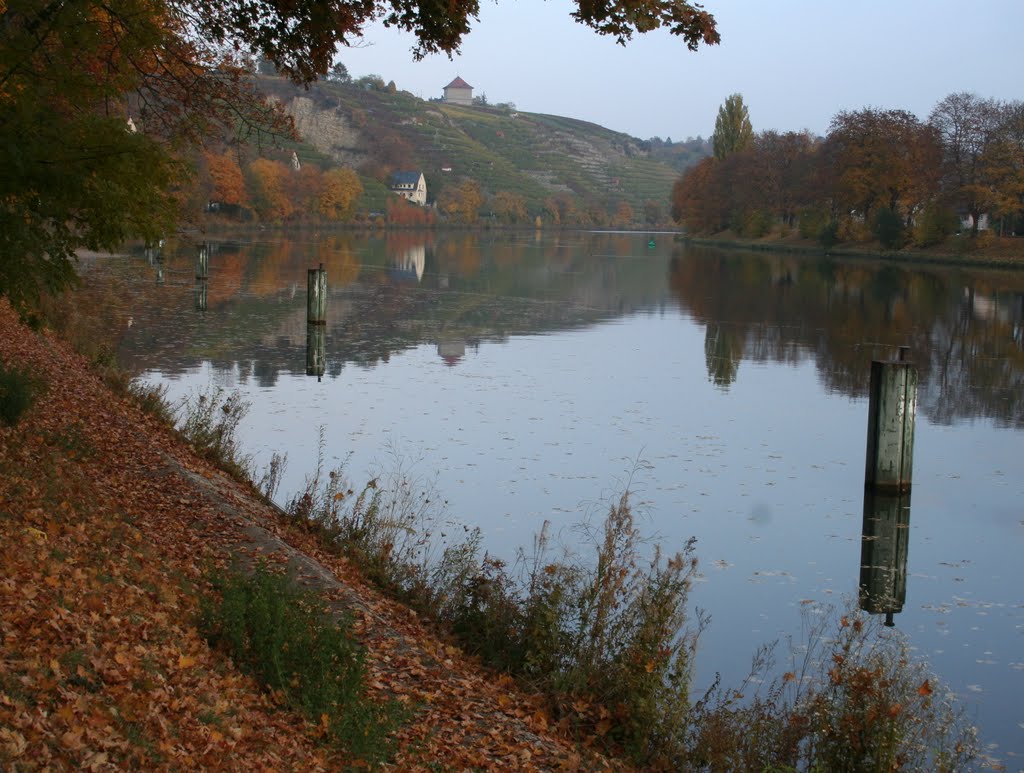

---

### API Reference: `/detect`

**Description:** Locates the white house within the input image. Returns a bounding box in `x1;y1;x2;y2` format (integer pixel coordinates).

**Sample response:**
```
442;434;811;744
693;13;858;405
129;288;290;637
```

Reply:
442;76;473;106
389;171;427;205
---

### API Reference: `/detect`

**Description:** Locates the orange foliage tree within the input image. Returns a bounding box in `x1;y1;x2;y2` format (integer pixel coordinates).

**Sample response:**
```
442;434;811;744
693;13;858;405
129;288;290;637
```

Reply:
492;191;528;224
318;168;363;221
824;109;940;224
205;152;249;206
246;159;295;222
438;180;483;224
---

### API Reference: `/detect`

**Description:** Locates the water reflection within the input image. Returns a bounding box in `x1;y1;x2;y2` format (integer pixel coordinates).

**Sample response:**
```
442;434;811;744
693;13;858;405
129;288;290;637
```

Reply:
668;247;1024;427
194;278;208;312
111;234;1024;429
305;324;325;380
858;490;911;627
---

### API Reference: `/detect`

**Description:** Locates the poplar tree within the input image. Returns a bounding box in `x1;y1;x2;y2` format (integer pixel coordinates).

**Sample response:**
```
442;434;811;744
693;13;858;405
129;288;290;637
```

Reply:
712;93;754;160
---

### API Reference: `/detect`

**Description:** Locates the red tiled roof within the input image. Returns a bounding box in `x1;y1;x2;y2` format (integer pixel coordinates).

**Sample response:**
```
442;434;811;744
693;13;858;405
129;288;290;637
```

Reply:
445;76;472;89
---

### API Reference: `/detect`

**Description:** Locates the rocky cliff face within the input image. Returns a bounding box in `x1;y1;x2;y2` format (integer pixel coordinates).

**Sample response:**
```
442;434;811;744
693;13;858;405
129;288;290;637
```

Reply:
286;96;367;167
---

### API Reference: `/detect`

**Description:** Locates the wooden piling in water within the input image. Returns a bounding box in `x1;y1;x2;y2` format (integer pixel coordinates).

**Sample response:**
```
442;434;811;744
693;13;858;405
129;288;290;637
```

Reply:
864;347;917;493
307;264;327;325
306;323;325;381
194;279;208;312
196;243;209;280
858;490;911;626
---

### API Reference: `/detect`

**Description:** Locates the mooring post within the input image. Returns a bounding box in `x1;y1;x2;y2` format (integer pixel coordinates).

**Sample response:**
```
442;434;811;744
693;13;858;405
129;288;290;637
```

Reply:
864;347;917;493
858;490;911;626
306;323;326;381
307;263;327;325
194;279;208;312
196;242;209;280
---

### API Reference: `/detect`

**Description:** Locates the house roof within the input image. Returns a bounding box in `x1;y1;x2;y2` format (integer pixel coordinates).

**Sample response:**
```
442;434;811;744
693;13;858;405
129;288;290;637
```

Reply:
444;76;472;90
389;171;423;186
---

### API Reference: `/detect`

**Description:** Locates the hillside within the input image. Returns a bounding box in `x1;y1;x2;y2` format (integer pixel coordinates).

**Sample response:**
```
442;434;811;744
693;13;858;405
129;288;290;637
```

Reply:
0;298;625;770
257;76;708;222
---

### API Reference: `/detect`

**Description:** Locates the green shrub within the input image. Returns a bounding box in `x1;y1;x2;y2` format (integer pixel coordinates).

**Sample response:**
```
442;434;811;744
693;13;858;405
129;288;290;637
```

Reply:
687;607;977;771
199;563;401;763
128;380;175;425
0;362;40;427
818;219;840;248
287;458;978;769
913;203;959;247
176;387;251;477
874;206;907;249
798;206;833;242
289;458;701;764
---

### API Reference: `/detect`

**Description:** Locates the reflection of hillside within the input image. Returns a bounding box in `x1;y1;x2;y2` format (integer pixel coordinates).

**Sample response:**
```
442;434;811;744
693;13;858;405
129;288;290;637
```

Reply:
669;247;1024;426
116;233;676;386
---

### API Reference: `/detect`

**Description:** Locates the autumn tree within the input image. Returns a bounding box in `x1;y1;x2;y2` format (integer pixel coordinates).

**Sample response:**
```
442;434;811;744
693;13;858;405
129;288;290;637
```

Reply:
613;200;635;227
492;191;528;224
929;93;1024;236
439;180;483;224
247;159;295;222
712;93;753;160
643;199;665;225
1;0;719;316
206;152;249;206
671;157;728;233
318;168;363;220
824;108;940;225
984;102;1024;232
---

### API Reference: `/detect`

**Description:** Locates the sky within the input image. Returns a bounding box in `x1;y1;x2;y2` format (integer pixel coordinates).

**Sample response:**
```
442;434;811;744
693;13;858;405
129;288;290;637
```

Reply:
336;0;1023;141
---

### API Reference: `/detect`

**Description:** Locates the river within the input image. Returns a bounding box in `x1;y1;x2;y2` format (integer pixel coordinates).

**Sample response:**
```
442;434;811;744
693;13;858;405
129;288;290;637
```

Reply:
95;230;1024;763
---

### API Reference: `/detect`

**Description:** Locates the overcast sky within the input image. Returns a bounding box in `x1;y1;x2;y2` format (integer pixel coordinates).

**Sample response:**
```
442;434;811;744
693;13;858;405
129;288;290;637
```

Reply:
337;0;1023;141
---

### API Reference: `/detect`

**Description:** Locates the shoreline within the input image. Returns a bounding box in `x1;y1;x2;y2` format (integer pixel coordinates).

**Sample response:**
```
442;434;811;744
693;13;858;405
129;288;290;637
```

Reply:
679;233;1024;271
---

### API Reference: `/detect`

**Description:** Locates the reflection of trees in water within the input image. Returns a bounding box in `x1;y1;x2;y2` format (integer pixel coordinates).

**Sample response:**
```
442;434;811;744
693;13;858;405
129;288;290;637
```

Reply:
670;246;1024;426
703;323;743;387
115;233;674;385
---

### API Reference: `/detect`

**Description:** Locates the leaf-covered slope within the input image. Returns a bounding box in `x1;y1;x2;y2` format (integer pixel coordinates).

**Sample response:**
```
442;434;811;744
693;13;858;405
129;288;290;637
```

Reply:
260;76;707;217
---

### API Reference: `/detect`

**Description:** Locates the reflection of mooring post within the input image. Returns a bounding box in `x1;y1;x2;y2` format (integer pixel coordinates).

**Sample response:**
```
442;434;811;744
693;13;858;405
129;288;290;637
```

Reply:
194;279;208;312
864;346;917;493
306;324;325;382
307;263;327;325
196;242;209;280
859;490;911;627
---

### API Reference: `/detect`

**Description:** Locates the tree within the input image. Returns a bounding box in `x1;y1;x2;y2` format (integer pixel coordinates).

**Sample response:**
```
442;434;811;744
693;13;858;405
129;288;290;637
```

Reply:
613;200;635;226
825;109;940;225
327;61;351;83
712;93;753;160
983;102;1024;232
206;152;249;206
643;199;665;225
246;159;295;222
1;0;718;314
672;157;728;233
929;92;1000;236
318;168;363;220
492;191;527;224
439;180;483;224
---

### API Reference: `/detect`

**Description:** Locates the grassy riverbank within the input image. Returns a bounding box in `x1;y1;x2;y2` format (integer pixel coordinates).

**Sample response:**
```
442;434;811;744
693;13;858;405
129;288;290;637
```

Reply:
1;282;983;770
683;229;1024;269
0;298;622;770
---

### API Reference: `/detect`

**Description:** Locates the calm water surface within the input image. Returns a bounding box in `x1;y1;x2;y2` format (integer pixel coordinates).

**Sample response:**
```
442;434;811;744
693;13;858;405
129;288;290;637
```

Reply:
99;231;1023;763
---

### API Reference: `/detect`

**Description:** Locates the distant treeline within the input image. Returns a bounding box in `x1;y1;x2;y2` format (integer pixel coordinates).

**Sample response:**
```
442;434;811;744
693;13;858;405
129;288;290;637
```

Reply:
671;92;1024;247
